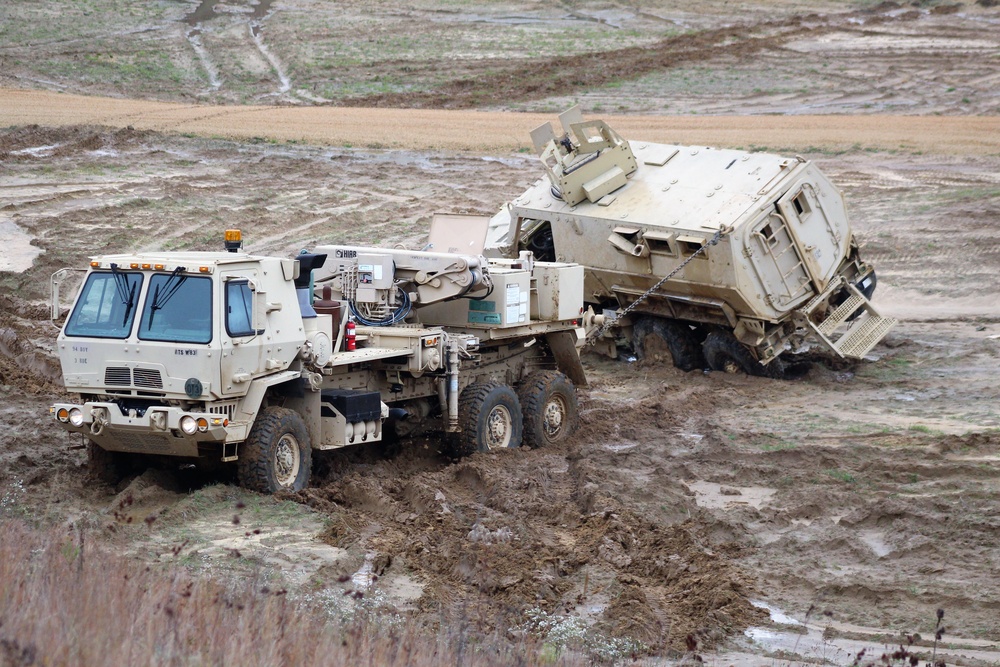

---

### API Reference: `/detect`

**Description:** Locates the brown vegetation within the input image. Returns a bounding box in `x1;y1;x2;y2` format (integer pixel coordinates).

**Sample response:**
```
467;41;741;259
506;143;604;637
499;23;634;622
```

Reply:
0;519;577;667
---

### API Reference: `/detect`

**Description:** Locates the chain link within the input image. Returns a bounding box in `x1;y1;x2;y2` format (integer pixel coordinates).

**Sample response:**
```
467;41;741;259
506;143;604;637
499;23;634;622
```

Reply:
585;228;727;347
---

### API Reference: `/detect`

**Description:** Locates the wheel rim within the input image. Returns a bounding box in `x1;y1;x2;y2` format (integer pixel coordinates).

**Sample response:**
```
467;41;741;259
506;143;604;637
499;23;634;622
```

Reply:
274;433;301;487
542;394;568;440
721;357;742;374
485;404;513;450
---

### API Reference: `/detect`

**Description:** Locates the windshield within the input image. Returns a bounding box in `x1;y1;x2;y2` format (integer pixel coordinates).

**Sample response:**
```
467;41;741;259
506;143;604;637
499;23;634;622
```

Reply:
65;270;143;339
138;274;213;344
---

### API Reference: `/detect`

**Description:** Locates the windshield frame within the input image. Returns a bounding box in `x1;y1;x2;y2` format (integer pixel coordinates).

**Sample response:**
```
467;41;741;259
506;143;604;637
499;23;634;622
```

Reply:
137;273;214;345
64;270;144;340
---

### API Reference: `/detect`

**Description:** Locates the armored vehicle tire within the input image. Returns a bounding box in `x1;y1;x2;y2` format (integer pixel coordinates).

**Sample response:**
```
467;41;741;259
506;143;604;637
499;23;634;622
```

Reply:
454;381;523;456
87;440;131;486
517;371;579;448
703;330;785;379
632;317;704;371
238;407;312;493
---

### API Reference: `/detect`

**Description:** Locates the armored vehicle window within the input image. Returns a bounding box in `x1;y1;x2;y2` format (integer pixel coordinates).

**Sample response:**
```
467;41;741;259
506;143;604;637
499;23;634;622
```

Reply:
65;271;144;339
679;239;708;258
138;274;212;344
758;224;779;249
226;280;255;337
792;190;812;219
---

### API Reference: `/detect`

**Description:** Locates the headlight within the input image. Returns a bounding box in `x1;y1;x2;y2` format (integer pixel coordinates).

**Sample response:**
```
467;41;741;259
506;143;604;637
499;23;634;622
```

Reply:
56;408;70;423
69;408;84;427
196;418;209;433
180;416;198;435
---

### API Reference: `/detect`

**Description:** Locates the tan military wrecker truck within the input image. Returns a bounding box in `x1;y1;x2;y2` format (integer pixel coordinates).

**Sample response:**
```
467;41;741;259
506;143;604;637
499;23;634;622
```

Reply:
484;108;896;377
50;229;586;493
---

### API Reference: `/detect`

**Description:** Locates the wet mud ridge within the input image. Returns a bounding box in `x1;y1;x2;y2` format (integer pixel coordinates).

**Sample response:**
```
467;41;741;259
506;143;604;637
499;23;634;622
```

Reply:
296;447;765;650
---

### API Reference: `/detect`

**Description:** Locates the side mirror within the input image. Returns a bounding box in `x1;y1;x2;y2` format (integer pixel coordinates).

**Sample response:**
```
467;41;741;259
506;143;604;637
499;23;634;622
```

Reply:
50;268;86;328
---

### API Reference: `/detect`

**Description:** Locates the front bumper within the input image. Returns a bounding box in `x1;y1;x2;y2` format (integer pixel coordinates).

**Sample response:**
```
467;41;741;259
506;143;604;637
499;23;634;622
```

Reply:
51;402;230;456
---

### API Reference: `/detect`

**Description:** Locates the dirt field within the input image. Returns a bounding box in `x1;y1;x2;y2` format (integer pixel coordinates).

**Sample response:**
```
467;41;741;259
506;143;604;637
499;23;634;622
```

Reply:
2;0;1000;663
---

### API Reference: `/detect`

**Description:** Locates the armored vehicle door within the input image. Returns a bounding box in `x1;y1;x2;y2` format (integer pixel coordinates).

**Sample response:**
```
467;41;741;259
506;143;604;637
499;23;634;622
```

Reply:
775;182;841;292
747;211;814;313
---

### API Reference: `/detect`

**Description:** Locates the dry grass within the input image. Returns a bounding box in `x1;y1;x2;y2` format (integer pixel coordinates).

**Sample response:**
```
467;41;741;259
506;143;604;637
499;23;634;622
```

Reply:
0;520;580;667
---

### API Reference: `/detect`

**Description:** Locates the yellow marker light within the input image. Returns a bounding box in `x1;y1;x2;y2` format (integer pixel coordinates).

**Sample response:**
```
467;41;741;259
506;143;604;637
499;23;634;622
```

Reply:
225;229;242;243
56;408;69;422
130;263;139;269
199;266;210;273
423;336;440;347
141;263;151;270
196;417;209;433
90;261;100;268
154;264;165;270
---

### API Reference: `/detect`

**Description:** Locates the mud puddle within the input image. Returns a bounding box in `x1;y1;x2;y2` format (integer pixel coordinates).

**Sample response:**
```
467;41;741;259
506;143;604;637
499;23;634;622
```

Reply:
736;602;1000;666
0;220;42;273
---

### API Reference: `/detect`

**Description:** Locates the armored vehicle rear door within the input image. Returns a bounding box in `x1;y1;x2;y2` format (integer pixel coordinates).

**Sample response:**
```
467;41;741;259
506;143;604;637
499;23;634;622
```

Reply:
775;182;841;292
747;212;814;312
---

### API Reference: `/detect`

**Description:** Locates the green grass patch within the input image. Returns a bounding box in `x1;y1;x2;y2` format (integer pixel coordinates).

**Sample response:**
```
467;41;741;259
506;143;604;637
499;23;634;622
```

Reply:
823;469;857;484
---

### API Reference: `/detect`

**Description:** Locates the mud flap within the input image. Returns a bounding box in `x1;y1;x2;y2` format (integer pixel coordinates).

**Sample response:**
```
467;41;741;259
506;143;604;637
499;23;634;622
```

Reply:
546;330;587;387
804;279;897;359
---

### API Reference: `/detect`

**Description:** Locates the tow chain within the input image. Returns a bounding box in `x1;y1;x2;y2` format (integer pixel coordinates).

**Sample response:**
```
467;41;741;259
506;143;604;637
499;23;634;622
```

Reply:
584;227;728;347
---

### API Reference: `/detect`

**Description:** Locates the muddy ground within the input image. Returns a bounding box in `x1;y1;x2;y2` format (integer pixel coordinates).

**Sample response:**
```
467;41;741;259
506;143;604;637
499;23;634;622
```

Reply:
2;122;999;662
2;0;1000;662
2;0;999;115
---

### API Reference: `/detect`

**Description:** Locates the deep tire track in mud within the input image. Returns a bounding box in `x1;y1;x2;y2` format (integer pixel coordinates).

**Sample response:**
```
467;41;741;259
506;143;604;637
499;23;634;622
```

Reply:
296;449;765;651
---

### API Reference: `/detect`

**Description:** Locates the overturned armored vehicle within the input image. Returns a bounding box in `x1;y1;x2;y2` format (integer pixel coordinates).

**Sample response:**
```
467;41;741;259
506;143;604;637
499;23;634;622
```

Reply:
483;108;895;376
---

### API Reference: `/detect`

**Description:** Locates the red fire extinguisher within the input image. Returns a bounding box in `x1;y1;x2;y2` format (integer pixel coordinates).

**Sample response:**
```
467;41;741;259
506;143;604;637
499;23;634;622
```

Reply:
345;319;357;351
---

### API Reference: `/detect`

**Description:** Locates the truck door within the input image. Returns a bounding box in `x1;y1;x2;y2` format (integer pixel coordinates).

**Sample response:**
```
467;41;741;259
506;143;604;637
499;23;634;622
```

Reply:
748;211;814;313
220;271;265;394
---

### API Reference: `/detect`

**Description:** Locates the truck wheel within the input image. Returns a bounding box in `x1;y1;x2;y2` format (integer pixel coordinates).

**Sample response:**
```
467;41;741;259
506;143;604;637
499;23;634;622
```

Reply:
517;371;579;448
238;407;312;493
454;381;523;456
87;440;130;486
703;330;785;379
632;316;704;371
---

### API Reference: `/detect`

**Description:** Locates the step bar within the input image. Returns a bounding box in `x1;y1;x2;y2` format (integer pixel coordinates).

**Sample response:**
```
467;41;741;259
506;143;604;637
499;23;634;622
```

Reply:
803;277;897;359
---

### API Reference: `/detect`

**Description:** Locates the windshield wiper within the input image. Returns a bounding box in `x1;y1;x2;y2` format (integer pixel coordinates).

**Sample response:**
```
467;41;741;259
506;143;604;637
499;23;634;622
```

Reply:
109;263;130;305
122;281;137;327
147;267;187;330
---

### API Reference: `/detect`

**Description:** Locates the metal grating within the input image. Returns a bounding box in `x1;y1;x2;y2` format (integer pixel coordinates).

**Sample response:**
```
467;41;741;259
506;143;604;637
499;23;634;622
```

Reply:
104;367;131;386
133;368;164;389
208;401;237;422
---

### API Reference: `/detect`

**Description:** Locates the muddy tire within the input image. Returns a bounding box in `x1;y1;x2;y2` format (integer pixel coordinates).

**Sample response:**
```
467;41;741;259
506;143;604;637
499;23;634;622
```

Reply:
453;381;523;456
632;316;704;371
703;330;785;379
87;440;130;486
238;407;312;493
517;371;579;448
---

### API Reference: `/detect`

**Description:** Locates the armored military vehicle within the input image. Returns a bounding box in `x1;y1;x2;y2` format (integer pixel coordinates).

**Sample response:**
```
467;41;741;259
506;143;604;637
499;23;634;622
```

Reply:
484;107;895;376
50;228;586;493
